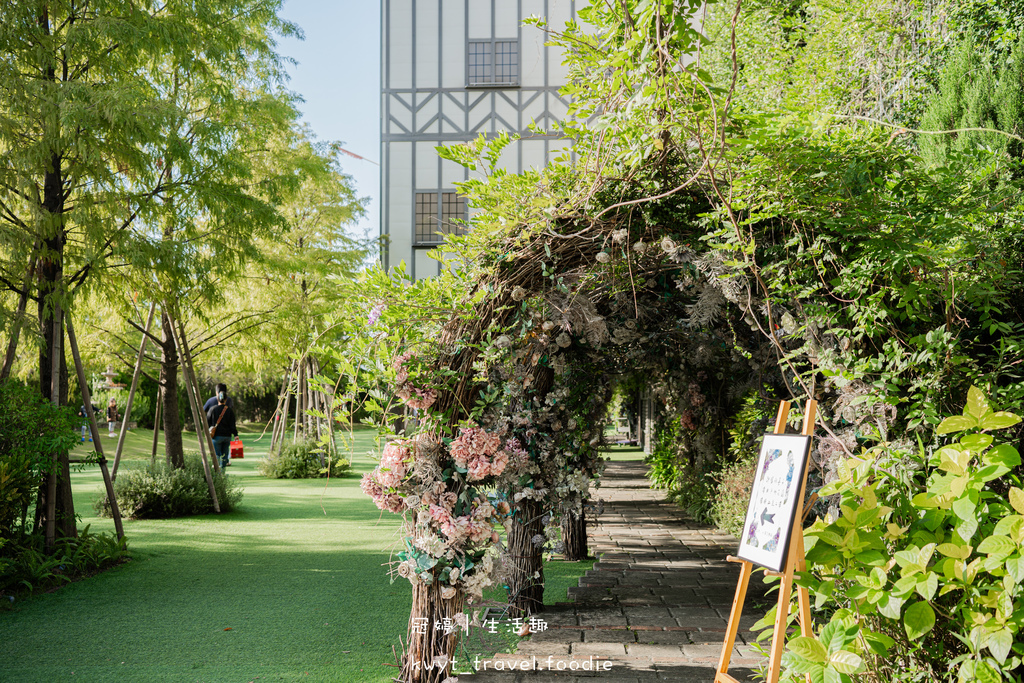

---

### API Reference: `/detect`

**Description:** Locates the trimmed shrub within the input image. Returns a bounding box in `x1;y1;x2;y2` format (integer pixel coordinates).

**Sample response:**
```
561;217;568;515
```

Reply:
94;453;242;519
258;439;351;479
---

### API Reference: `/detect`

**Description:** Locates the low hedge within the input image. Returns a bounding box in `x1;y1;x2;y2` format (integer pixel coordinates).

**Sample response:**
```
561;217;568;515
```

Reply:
95;453;242;519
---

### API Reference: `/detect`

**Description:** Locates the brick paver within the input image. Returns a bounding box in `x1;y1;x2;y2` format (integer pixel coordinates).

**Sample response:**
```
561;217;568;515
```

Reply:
459;460;771;681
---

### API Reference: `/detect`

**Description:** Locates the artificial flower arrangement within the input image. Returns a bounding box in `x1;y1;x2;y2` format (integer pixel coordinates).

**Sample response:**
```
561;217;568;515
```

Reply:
360;426;530;601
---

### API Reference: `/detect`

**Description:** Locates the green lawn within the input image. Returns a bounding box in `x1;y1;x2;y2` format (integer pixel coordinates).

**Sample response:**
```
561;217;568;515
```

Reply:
0;426;597;682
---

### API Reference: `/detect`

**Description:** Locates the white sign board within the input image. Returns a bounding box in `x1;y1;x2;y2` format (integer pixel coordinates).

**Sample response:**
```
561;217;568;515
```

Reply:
736;433;812;572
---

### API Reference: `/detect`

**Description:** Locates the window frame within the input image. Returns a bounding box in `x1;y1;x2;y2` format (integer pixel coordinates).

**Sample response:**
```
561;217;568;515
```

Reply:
413;190;467;247
466;38;519;88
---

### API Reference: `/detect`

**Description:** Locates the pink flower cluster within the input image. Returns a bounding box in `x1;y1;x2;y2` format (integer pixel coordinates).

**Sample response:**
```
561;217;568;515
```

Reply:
393;351;413;384
504;437;530;472
397;384;437;410
393;350;438;411
428;497;503;546
450;427;509;481
361;442;412;512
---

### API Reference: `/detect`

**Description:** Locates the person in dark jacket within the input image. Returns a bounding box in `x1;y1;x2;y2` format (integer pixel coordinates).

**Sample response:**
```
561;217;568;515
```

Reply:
206;390;238;470
204;383;233;412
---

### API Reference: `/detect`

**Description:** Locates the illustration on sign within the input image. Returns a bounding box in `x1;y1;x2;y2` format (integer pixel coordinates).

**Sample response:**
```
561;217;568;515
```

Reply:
736;433;811;572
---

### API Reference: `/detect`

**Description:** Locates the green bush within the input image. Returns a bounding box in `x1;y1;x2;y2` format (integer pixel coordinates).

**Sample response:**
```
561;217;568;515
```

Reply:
0;526;128;599
709;454;758;537
258;439;351;479
94;453;242;519
782;388;1024;682
709;394;773;536
0;381;77;543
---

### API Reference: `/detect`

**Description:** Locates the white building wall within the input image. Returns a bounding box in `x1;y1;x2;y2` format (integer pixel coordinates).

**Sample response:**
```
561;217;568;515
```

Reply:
382;0;580;279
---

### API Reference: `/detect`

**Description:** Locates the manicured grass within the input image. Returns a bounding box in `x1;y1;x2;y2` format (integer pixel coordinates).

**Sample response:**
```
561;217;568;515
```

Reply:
603;444;646;461
2;427;598;682
4;427;409;683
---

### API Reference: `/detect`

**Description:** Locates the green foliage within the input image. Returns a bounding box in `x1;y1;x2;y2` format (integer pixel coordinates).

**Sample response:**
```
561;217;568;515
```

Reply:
647;417;716;522
95;454;242;519
0;381;77;541
710;454;759;538
789;388;1024;682
702;0;939;122
257;438;350;479
782;614;867;682
0;526;128;598
919;35;1024;168
709;394;776;536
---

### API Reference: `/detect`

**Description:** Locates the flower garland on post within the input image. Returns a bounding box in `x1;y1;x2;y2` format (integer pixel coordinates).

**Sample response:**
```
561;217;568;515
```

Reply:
359;406;524;680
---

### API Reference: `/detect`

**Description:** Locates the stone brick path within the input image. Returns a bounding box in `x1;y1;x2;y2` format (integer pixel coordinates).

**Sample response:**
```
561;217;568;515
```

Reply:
460;459;770;682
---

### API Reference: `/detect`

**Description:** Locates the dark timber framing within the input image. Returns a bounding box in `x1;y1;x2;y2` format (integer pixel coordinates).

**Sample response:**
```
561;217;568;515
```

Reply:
381;0;579;279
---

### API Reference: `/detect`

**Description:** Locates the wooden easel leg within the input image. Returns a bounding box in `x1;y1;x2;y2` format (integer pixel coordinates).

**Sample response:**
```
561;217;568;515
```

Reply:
716;559;752;680
795;531;813;637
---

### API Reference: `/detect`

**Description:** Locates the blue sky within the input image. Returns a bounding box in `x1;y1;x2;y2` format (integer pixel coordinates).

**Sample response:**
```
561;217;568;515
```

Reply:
278;1;381;241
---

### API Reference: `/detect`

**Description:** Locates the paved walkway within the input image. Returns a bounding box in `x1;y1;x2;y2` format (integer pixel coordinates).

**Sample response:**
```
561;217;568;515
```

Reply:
461;460;770;682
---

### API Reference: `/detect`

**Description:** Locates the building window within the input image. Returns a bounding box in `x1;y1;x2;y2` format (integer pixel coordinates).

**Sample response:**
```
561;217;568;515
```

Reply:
467;39;519;87
415;191;467;246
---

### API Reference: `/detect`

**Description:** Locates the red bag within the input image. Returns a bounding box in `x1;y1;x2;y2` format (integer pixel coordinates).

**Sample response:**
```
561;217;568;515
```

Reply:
230;439;244;459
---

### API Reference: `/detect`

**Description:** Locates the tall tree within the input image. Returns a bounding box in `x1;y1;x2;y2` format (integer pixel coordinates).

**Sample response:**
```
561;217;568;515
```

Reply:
0;0;299;533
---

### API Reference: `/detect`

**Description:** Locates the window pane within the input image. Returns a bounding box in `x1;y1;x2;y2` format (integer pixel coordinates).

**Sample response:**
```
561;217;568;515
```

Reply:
467;40;492;85
415;192;440;244
440;192;466;236
494;40;518;84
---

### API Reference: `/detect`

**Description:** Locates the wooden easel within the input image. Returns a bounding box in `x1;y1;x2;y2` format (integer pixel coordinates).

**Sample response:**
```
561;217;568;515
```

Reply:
716;399;817;683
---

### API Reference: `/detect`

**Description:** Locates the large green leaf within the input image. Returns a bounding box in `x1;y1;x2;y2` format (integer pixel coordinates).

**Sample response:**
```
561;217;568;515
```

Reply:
985;444;1021;468
977;535;1015;557
965;386;991;419
1010;488;1024;515
788;636;828;663
828;650;863;675
936;542;972;560
903;601;936;640
960;433;993;451
981;412;1021;430
937;415;977;435
976;660;1003;683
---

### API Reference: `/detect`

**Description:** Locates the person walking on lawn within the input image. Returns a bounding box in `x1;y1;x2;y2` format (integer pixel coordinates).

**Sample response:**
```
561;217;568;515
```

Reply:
105;398;119;437
204;383;233;412
206;390;238;470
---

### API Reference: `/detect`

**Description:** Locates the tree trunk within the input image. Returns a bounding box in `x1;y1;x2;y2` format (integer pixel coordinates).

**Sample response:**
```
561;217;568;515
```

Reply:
506;497;545;616
34;152;76;543
561;507;588;561
401;580;465;683
160;311;185;469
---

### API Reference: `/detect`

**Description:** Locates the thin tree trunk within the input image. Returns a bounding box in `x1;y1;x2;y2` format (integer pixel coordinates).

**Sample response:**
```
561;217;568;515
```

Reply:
561;507;588;561
293;359;303;442
44;310;61;552
112;302;156;478
402;580;465;683
151;385;163;468
0;254;37;381
66;315;124;540
506;497;545;616
167;312;220;512
276;364;294;456
160;311;185;469
170;313;220;474
269;363;292;453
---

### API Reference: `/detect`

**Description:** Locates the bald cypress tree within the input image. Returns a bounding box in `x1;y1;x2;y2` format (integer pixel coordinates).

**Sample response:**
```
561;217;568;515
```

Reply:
0;0;299;536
